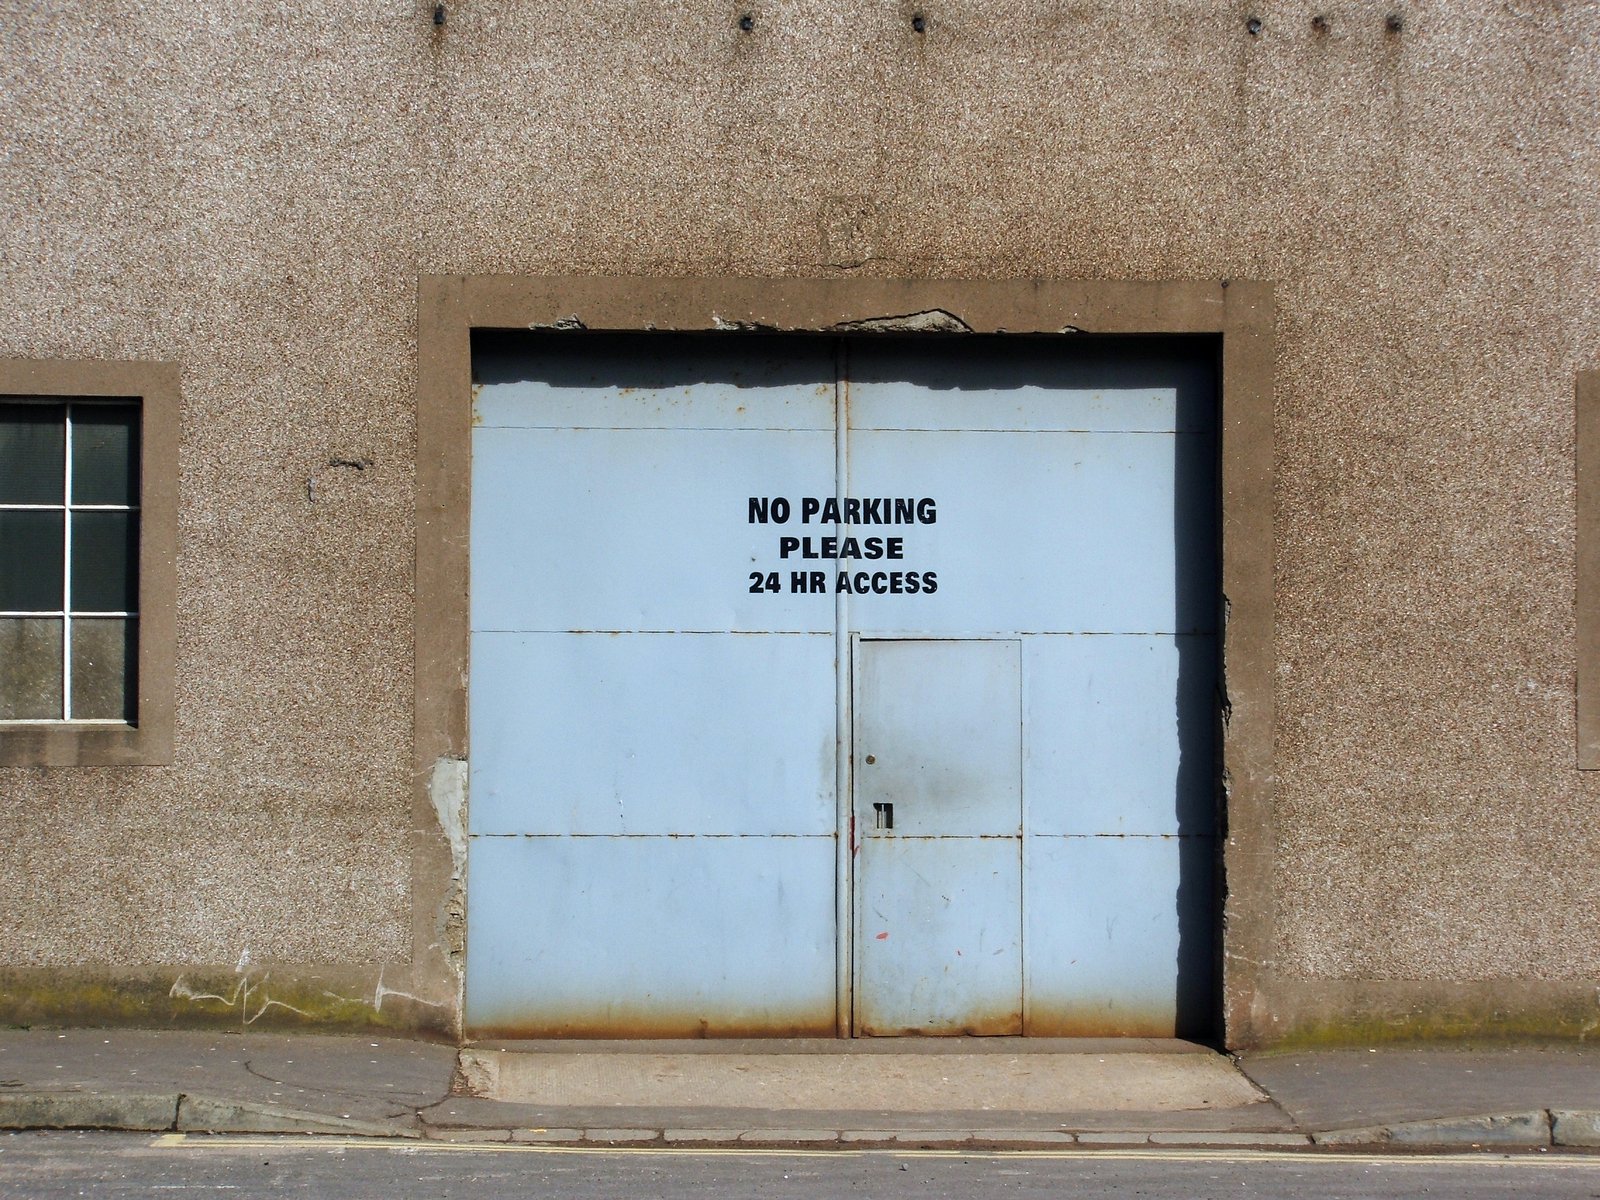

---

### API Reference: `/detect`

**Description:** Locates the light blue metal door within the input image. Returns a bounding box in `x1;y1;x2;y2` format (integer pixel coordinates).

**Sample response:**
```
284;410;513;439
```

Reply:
853;639;1023;1035
465;336;840;1038
465;333;1218;1039
846;339;1217;1038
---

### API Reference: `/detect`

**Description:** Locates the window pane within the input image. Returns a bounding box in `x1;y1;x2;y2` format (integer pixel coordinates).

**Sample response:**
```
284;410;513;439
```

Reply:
0;510;65;610
72;404;140;506
70;511;138;612
71;617;136;722
0;402;65;504
0;618;63;719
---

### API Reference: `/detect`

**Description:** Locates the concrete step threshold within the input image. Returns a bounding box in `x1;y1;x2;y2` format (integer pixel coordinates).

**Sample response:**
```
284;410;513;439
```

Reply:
455;1038;1268;1115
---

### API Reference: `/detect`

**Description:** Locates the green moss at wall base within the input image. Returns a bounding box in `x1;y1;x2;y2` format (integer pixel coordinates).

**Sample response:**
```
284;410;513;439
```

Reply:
1267;1007;1600;1051
0;969;455;1040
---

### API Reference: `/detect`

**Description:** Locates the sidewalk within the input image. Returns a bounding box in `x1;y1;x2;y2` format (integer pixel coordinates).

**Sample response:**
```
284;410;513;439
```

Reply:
0;1029;1596;1150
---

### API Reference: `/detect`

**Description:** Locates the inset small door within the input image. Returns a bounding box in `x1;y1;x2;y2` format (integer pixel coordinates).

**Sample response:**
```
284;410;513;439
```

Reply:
852;638;1023;1035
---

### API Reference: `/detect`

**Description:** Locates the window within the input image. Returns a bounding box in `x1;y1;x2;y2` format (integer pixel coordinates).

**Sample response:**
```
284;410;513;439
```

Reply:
1;400;141;723
0;361;176;766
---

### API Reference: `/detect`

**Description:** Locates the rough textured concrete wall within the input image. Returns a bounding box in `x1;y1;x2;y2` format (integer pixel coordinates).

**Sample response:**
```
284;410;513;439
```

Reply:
1;0;1597;1036
0;4;421;996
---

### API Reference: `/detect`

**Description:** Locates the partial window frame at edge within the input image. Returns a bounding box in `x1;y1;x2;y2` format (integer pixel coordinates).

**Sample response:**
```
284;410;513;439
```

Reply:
1579;370;1600;769
0;359;177;767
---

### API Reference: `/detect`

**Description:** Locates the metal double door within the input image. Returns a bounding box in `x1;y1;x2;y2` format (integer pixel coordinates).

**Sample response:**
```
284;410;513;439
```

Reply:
464;332;1216;1039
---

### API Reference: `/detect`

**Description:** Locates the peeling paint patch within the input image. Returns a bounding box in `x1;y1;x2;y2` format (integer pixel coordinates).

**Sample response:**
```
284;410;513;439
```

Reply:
711;315;779;332
530;315;586;331
829;309;972;334
430;756;469;885
430;756;469;1012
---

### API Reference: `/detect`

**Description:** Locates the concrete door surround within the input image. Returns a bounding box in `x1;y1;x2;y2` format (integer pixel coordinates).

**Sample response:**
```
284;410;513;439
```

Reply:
412;276;1275;1046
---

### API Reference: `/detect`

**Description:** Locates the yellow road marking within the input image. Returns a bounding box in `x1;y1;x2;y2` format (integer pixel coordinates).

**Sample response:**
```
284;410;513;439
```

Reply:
146;1134;1600;1168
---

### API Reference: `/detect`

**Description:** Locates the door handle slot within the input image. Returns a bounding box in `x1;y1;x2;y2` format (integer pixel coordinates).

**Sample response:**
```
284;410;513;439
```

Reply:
873;802;894;831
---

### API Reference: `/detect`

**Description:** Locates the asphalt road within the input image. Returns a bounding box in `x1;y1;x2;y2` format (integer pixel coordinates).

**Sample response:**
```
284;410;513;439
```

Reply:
3;1132;1599;1199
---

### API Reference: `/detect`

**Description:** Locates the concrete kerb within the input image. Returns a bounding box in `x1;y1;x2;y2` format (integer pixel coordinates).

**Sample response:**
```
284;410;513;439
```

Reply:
663;1128;758;1144
735;1129;840;1144
176;1096;419;1139
1552;1111;1600;1148
8;1089;1600;1152
413;1125;1316;1149
0;1091;418;1139
0;1091;180;1132
1311;1110;1600;1149
412;1117;1600;1151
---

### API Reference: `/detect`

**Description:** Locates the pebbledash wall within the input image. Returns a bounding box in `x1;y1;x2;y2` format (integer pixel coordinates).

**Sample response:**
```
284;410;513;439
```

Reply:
1;1;1597;1048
